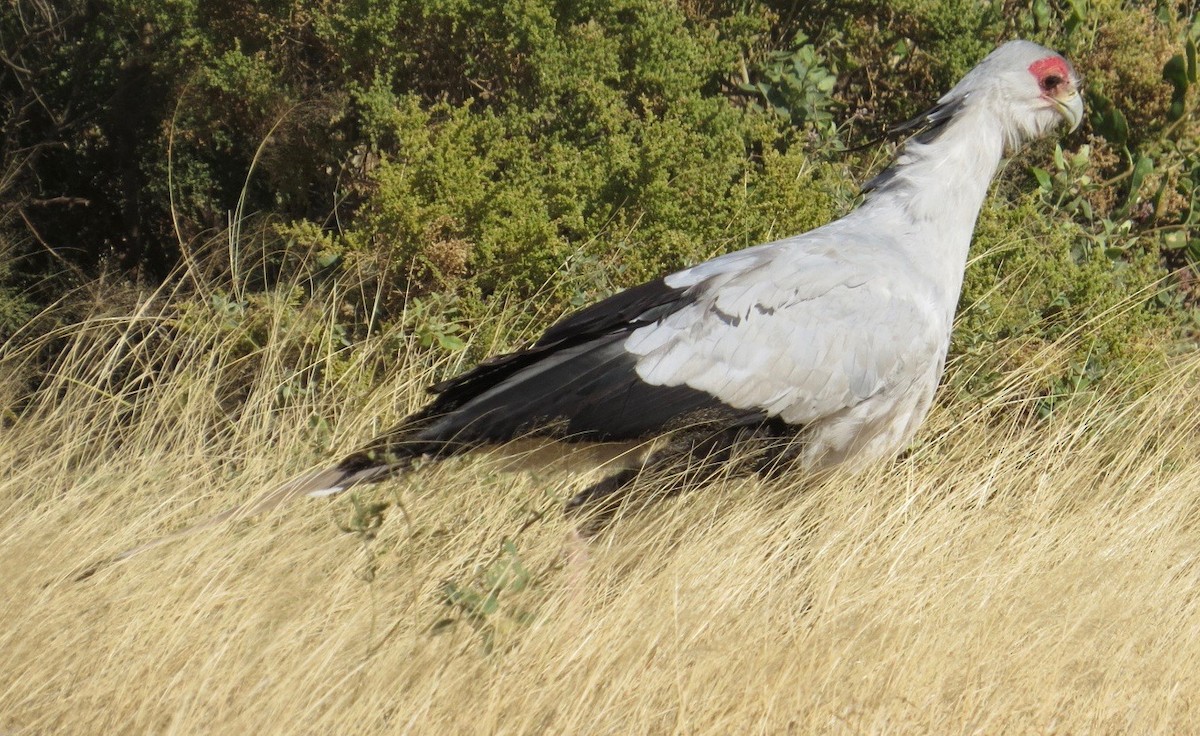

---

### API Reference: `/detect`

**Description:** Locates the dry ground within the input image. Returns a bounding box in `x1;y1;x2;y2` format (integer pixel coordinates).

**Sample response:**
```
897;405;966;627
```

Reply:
3;292;1200;734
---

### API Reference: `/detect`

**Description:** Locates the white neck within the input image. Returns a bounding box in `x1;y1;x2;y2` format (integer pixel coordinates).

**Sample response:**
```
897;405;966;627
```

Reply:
857;106;1007;319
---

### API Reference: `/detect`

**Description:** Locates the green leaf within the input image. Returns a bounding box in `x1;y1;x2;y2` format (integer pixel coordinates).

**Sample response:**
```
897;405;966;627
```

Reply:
480;593;499;616
1187;239;1200;264
1126;156;1155;204
1170;98;1186;121
1107;107;1129;145
1164;53;1190;122
1032;0;1051;28
1164;53;1189;91
1030;166;1052;190
1089;93;1129;145
1152;177;1171;214
436;333;466;351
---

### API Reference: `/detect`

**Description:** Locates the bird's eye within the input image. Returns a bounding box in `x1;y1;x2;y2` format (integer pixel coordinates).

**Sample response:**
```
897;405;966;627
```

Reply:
1040;74;1063;91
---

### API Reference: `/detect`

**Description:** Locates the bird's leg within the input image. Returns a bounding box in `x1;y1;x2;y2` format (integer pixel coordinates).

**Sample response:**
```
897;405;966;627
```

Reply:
556;433;731;603
562;467;640;517
751;433;806;481
563;426;746;533
558;425;794;595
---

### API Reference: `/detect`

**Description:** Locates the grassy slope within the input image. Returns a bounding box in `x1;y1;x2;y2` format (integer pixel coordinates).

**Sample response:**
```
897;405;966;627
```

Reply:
2;270;1200;734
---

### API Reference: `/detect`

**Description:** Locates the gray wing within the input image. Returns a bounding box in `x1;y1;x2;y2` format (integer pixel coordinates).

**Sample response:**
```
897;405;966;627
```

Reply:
624;236;947;426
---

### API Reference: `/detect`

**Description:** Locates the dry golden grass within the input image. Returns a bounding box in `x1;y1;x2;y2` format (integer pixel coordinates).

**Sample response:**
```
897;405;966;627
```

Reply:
3;273;1200;734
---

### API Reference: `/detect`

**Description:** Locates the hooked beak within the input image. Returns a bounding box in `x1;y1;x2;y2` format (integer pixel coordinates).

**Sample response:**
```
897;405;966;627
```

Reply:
1052;89;1084;132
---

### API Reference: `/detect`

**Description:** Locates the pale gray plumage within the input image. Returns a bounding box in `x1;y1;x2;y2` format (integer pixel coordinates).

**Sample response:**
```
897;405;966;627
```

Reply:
81;40;1083;576
627;39;1082;470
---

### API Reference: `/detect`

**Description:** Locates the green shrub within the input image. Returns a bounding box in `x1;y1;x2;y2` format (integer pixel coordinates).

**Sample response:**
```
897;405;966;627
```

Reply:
2;0;1196;412
953;194;1173;408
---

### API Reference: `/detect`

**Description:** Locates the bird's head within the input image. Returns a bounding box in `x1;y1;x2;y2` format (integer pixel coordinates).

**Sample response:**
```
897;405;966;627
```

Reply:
962;41;1083;140
895;41;1083;154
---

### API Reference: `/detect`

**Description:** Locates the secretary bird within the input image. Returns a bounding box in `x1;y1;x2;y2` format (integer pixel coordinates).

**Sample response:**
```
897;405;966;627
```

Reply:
86;40;1082;574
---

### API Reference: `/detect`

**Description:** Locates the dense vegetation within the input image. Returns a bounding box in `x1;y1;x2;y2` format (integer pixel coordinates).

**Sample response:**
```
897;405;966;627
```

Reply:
4;5;1200;730
2;0;1198;406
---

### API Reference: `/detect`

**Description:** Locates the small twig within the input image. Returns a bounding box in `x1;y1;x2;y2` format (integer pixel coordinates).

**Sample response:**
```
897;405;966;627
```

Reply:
14;207;88;282
28;196;91;208
0;49;33;75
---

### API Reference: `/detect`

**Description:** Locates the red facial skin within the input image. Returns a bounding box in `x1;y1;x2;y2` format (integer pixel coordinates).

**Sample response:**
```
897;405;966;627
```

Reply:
1028;56;1072;93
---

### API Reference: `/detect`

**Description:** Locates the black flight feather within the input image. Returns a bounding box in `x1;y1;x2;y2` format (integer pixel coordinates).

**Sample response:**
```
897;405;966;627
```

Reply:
348;276;761;466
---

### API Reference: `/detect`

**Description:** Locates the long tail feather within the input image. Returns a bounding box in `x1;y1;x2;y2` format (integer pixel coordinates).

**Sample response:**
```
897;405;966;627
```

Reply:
70;458;396;581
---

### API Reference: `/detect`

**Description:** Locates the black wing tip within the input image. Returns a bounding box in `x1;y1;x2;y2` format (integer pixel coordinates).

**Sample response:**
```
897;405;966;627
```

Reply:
419;276;692;419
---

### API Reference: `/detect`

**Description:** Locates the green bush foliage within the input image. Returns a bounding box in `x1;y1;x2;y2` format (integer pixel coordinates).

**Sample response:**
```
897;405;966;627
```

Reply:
1;0;1197;407
954;193;1173;410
